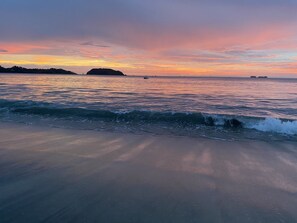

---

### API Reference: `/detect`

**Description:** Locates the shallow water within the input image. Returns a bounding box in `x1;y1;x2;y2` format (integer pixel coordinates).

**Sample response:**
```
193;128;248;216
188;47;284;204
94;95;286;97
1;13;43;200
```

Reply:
0;74;296;137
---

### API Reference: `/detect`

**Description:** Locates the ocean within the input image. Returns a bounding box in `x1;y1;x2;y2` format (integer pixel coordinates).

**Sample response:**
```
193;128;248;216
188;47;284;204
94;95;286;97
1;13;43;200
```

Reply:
1;73;297;223
0;74;296;139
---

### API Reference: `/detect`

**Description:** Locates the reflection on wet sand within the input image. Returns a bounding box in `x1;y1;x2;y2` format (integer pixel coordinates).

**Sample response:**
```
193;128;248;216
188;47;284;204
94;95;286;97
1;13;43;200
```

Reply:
0;122;297;223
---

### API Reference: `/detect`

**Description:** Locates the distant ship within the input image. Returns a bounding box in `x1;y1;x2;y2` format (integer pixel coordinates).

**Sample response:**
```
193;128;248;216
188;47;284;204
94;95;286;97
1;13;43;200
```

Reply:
250;76;268;79
144;76;149;79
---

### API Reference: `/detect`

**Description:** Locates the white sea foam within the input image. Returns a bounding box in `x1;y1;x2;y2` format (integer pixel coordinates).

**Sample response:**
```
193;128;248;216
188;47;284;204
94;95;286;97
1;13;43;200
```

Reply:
248;118;297;135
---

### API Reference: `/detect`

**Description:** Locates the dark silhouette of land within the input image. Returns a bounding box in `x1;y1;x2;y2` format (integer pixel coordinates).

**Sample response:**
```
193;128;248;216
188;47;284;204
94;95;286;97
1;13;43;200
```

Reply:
0;66;76;75
0;66;127;76
87;68;126;76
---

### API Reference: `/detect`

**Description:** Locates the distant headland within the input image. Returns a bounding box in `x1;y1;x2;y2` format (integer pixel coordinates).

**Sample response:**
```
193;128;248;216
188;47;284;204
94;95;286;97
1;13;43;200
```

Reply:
0;66;126;76
0;66;76;75
87;68;126;76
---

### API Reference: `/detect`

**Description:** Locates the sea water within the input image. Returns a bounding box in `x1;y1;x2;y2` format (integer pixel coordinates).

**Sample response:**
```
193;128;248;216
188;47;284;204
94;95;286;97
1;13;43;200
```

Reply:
0;74;296;139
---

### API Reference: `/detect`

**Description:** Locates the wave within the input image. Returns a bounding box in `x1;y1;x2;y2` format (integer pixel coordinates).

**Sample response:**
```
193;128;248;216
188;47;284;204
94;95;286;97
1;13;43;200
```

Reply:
248;118;297;135
0;99;296;135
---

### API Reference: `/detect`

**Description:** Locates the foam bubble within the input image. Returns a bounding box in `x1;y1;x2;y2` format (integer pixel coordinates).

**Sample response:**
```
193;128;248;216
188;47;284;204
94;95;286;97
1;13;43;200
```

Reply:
248;118;297;135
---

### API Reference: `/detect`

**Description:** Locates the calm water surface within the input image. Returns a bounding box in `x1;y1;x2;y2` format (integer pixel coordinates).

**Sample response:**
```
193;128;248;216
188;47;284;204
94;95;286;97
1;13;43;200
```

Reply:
0;74;296;137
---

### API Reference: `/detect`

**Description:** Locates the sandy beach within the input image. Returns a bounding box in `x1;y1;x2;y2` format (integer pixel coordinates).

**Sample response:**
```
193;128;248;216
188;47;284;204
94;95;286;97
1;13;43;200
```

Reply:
0;121;296;223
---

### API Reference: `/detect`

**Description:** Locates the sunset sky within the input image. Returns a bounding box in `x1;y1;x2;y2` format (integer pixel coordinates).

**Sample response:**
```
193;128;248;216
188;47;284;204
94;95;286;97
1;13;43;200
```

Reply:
1;0;297;77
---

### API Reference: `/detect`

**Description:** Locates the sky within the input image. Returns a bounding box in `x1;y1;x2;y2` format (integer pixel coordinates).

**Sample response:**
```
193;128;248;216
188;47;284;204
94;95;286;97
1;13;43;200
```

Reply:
1;0;297;77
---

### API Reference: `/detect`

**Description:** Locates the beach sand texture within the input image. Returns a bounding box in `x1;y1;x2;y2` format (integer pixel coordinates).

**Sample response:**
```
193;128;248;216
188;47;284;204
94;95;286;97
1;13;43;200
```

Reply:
0;122;297;223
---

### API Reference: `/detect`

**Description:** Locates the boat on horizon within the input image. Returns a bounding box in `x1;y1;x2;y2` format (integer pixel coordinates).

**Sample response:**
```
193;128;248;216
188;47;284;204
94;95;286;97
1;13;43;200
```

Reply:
250;76;268;79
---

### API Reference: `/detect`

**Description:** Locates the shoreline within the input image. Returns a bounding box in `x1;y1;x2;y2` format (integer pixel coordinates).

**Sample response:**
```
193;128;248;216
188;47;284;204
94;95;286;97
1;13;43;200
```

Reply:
0;121;297;222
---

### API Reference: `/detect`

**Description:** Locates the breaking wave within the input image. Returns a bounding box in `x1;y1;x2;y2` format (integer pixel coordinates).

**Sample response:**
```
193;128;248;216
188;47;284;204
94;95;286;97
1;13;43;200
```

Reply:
0;99;296;136
247;118;297;135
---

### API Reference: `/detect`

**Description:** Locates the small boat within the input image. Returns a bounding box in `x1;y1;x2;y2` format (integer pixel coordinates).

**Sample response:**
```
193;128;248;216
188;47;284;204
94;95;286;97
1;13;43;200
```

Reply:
144;76;149;79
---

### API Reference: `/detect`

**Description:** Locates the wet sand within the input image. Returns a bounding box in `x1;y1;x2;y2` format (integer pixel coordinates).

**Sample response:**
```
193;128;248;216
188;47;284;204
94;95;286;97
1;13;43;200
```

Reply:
0;122;297;223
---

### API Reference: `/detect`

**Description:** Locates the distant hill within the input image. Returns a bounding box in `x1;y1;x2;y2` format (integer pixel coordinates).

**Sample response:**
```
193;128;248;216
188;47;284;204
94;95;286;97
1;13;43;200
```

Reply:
87;68;126;76
0;66;76;75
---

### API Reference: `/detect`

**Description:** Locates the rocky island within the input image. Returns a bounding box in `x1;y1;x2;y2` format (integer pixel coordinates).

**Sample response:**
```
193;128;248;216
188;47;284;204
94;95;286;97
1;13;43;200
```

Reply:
0;66;76;75
87;68;126;76
0;66;127;76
